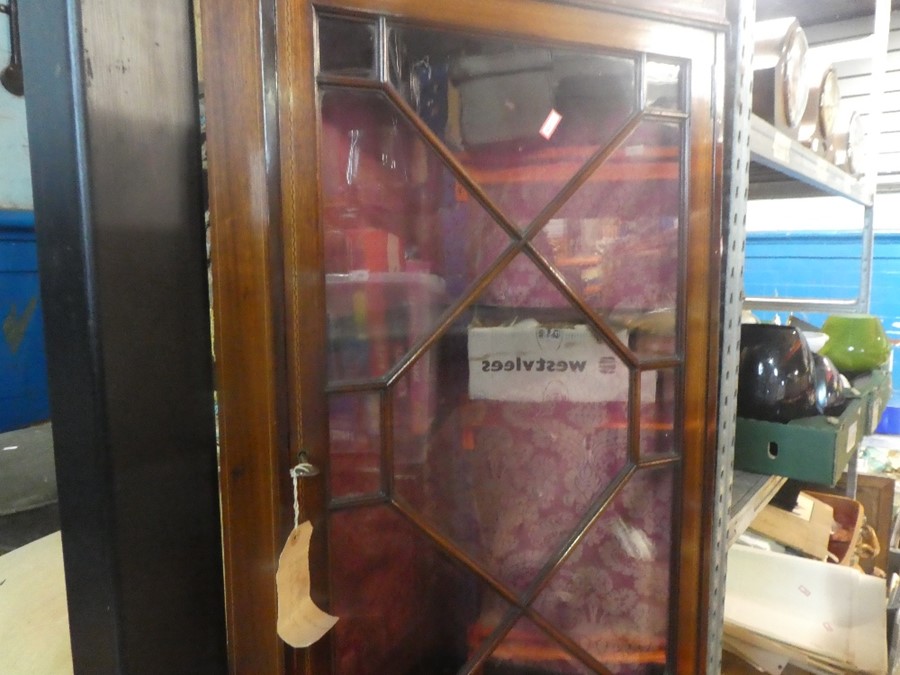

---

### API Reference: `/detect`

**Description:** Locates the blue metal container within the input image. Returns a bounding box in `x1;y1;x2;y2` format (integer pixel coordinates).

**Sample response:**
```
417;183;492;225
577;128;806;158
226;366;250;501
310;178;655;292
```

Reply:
1;210;50;432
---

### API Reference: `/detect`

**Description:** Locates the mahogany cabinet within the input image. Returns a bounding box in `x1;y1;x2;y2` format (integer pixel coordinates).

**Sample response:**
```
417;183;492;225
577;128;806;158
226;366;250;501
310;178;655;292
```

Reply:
200;1;728;673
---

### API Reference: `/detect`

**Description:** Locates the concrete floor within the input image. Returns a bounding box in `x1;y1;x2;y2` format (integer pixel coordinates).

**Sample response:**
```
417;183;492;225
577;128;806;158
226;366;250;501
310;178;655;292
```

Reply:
0;422;59;555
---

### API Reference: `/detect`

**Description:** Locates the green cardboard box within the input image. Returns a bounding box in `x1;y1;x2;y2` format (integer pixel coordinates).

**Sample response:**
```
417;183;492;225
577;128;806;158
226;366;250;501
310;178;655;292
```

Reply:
851;368;893;435
735;396;865;487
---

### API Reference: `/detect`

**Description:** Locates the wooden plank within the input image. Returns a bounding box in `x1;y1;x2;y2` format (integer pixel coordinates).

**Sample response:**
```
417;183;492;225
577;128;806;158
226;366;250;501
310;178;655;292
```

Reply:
748;493;834;559
0;532;72;674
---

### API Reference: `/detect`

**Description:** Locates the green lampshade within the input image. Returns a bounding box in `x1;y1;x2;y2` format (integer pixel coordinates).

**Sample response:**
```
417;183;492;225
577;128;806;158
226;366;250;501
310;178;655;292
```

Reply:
819;314;891;374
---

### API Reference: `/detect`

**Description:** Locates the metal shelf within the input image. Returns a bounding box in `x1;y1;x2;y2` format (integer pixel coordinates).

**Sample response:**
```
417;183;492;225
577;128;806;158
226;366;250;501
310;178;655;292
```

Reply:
749;114;874;206
745;114;877;315
726;471;788;548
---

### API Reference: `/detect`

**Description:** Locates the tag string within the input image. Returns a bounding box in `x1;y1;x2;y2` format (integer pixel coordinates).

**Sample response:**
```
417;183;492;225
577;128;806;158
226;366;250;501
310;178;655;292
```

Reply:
291;472;301;529
289;454;320;529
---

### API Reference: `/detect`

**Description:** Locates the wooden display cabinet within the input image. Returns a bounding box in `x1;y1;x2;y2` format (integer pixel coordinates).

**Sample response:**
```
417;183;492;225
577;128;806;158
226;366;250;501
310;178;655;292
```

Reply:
200;1;728;673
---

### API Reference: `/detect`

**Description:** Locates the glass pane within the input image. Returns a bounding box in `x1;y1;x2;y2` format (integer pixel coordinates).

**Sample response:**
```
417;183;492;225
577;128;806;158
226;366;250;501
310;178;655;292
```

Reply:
484;615;596;674
325;270;446;382
639;368;678;461
329;504;509;675
390;346;439;466
646;59;683;110
389;23;637;229
316;15;690;673
317;15;376;78
547;121;682;320
531;466;675;673
627;309;677;360
393;265;631;596
329;392;382;501
321;88;507;380
320;90;414;274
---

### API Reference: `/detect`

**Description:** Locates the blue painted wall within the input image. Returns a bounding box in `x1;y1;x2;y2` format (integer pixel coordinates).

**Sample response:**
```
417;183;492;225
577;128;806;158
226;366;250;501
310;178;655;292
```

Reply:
1;210;49;431
1;12;44;431
745;230;900;397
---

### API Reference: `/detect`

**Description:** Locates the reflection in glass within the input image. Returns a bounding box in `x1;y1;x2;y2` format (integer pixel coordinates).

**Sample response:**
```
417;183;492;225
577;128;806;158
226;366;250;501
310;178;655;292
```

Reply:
389;23;637;228
481;615;596;674
627;308;677;360
548;121;682;320
393;265;632;597
328;392;382;501
319;90;413;264
639;367;678;461
531;466;675;674
329;505;501;675
646;59;683;110
317;15;377;78
325;271;446;382
389;340;439;468
320;88;508;384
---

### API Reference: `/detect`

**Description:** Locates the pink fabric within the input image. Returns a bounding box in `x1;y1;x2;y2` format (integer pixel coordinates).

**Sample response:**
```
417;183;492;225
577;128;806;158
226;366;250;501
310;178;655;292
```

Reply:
463;401;673;672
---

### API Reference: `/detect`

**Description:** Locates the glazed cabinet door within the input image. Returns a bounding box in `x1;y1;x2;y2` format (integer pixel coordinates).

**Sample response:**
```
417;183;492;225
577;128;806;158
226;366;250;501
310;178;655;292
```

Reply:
205;0;723;673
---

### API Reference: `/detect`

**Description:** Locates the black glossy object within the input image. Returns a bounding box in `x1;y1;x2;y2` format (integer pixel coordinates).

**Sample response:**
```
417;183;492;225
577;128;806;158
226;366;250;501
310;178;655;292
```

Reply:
813;352;846;415
738;323;818;423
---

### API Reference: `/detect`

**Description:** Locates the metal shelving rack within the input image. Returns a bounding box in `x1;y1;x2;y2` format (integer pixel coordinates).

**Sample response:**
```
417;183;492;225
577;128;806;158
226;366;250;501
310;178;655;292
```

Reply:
748;113;874;205
742;0;890;317
743;111;876;316
710;1;891;672
728;109;876;537
727;0;890;541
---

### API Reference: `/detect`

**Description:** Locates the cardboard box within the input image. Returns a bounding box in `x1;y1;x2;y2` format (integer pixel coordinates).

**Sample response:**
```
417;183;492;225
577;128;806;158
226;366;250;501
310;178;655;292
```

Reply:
806;491;866;567
748;492;834;561
812;473;894;575
851;367;893;435
734;396;864;486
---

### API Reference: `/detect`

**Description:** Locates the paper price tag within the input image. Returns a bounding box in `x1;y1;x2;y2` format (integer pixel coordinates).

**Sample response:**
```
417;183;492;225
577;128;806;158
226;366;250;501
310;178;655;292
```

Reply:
772;132;792;163
276;521;338;648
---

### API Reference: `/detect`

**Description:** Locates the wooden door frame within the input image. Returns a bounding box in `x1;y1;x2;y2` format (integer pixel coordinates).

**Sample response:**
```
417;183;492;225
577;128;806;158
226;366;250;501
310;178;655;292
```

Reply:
199;0;295;672
202;1;727;672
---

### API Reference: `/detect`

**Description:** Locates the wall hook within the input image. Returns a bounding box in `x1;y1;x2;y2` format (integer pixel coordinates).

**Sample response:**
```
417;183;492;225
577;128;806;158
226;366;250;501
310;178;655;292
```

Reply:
1;0;24;96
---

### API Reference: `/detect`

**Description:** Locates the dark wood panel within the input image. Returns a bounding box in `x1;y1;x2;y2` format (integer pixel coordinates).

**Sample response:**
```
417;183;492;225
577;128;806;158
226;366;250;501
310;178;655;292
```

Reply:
19;0;227;672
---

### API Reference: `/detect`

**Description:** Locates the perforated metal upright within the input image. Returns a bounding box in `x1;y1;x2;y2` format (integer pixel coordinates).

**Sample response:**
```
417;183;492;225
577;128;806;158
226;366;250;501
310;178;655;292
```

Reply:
707;0;754;672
